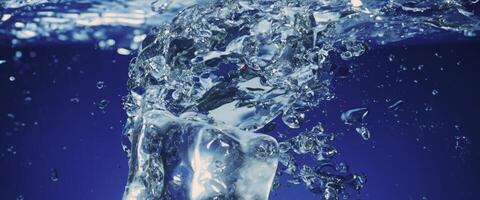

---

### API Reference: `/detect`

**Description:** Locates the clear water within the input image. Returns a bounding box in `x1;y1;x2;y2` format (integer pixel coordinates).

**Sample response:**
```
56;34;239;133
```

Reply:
2;0;479;200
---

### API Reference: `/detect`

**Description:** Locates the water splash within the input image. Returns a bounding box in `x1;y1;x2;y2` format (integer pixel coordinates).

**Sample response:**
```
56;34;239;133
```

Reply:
2;0;479;199
119;0;480;199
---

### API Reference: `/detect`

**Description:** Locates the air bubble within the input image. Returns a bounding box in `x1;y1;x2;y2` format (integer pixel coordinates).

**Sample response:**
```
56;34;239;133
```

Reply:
98;99;110;109
341;107;369;125
355;127;371;140
96;81;106;89
70;97;80;103
388;54;395;62
50;168;59;182
425;105;433;112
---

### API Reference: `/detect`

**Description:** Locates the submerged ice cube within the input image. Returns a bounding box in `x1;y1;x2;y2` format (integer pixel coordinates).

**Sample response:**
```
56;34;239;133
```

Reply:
123;110;279;200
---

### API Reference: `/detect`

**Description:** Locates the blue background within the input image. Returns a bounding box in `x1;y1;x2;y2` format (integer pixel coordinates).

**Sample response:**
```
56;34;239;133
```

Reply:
0;34;479;199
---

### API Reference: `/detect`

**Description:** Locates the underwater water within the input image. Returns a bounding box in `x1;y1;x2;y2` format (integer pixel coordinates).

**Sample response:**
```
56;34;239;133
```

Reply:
1;0;480;199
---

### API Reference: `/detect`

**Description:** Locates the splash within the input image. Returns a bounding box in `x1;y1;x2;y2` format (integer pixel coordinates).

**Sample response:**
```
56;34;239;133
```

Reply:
2;0;479;199
119;0;479;199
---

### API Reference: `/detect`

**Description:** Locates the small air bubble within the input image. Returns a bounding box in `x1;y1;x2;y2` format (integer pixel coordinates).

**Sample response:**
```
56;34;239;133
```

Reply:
454;124;460;131
70;97;80;103
117;48;131;55
96;81;106;89
9;76;16;81
355;127;371;140
50;168;59;182
340;51;353;60
425;105;433;112
15;51;22;59
98;100;110;109
431;89;439;96
388;54;395;62
106;39;116;46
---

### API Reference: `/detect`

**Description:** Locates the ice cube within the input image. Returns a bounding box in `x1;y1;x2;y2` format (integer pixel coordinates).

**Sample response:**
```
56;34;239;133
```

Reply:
123;110;279;200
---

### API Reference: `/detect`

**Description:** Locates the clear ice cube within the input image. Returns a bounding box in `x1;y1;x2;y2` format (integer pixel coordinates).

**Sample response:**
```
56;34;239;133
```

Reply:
123;110;279;200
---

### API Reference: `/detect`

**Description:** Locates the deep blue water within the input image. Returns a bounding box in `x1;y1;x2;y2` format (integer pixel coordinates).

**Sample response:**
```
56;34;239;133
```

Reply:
0;34;479;200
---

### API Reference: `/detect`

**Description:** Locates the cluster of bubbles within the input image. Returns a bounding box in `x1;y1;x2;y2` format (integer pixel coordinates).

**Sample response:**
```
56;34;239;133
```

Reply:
121;0;479;199
274;123;366;198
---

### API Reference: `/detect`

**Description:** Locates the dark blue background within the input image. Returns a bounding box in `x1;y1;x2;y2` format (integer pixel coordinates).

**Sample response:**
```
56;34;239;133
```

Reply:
0;34;479;200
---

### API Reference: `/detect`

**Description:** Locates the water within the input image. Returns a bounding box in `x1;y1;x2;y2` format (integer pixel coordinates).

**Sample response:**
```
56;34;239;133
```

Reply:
1;0;479;200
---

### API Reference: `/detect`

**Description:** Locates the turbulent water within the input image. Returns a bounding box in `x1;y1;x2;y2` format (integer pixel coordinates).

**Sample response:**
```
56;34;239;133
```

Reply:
2;0;479;199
